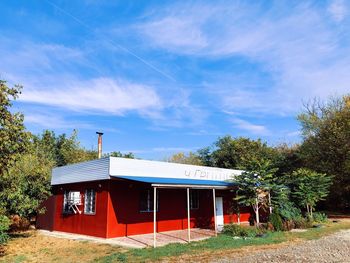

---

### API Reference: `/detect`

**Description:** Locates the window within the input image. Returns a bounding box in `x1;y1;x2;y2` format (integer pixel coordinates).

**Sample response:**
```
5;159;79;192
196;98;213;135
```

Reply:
84;189;96;214
63;191;82;214
190;190;199;210
63;191;70;214
140;189;159;212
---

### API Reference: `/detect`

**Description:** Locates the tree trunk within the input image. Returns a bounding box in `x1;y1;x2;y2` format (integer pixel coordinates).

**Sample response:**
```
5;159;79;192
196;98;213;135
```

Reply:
255;198;260;225
268;192;272;214
310;205;313;218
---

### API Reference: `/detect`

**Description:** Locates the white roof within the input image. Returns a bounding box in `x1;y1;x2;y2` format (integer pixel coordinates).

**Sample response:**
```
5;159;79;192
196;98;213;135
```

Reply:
51;157;242;185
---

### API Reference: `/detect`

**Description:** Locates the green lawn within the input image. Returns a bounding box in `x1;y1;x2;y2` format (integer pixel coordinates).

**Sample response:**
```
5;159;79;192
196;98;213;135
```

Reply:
95;220;350;263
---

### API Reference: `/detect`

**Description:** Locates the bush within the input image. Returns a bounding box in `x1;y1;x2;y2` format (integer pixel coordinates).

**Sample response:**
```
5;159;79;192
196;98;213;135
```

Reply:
0;215;10;244
222;224;264;237
278;203;302;221
293;217;313;229
269;212;283;231
312;212;328;223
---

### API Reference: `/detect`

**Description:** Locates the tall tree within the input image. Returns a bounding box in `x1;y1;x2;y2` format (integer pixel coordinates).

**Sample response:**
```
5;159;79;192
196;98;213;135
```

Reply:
198;136;278;170
0;80;30;216
298;95;350;210
0;80;29;180
287;168;333;217
166;152;202;165
233;159;278;225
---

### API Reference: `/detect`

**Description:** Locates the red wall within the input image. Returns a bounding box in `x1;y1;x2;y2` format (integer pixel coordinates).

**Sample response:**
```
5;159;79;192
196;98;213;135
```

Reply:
37;179;252;238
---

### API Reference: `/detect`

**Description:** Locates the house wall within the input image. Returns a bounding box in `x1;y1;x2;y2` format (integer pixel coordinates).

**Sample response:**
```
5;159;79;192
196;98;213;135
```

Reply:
106;180;251;238
37;180;252;238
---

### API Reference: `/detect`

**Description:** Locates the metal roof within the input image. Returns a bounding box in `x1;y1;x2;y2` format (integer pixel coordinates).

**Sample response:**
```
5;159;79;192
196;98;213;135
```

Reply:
112;175;235;188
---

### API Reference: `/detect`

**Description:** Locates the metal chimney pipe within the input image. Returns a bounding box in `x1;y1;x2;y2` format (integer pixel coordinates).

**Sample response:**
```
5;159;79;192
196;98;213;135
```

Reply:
96;132;104;159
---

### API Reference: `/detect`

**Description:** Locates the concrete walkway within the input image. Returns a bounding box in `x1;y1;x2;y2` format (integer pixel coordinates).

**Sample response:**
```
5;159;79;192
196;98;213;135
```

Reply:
39;228;215;248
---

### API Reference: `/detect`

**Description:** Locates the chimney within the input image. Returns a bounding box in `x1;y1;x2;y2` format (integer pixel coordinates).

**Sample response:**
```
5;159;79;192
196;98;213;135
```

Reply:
96;132;104;159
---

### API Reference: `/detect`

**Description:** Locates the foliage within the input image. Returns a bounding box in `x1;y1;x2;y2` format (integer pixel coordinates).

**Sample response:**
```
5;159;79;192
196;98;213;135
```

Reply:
233;159;278;224
0;215;10;244
287;168;333;217
277;201;302;221
298;95;350;210
166;152;202;165
33;130;97;167
222;224;265;237
0;80;30;202
293;217;313;229
107;151;135;159
197;136;278;170
268;212;283;231
312;212;328;223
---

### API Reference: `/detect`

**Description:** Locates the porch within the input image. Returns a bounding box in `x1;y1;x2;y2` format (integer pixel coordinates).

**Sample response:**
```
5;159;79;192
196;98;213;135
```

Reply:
39;228;216;248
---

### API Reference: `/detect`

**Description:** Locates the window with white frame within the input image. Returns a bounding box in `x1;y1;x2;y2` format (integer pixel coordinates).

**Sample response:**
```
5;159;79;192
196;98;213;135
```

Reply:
84;189;96;214
140;189;159;212
63;191;82;214
190;190;199;210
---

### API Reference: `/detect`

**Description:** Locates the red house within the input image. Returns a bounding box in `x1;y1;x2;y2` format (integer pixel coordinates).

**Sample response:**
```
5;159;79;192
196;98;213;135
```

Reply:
37;157;251;245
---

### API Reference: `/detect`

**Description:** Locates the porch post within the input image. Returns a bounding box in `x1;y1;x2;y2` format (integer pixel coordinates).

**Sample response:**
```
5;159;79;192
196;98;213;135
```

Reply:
213;188;217;236
153;187;157;248
187;187;191;242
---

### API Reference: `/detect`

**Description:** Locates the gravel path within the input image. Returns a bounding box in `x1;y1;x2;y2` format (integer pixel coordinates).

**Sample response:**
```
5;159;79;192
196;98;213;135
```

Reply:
216;229;350;263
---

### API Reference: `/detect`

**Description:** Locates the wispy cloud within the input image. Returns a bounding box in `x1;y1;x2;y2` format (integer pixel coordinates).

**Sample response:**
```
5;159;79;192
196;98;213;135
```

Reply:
24;112;92;129
137;2;350;115
328;0;348;22
230;118;269;135
20;77;162;115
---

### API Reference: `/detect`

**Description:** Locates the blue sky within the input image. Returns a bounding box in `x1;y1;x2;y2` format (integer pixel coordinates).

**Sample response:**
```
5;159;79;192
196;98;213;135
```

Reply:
1;0;349;160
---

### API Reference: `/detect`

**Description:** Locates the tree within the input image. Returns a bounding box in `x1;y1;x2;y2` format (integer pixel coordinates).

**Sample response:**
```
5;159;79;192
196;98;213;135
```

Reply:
199;136;278;170
1;138;54;218
233;159;278;225
298;95;350;210
107;151;135;159
167;152;202;165
0;81;30;217
0;80;29;181
287;168;333;217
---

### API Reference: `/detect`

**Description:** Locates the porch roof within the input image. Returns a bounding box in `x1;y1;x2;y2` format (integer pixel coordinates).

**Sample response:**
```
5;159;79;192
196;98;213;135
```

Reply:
111;175;235;189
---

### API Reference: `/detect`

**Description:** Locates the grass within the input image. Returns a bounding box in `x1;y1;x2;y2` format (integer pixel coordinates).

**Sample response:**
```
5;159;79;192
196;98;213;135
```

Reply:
95;220;350;262
1;220;350;263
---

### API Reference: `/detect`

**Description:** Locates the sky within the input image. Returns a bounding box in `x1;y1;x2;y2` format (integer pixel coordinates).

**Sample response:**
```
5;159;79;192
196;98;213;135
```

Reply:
1;0;350;160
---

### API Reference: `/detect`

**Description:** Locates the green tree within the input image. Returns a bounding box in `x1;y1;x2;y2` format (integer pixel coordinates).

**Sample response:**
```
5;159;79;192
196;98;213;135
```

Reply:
287;168;333;217
0;81;30;220
167;152;203;165
106;151;135;159
0;80;29;181
298;95;350;210
233;159;278;225
199;136;278;170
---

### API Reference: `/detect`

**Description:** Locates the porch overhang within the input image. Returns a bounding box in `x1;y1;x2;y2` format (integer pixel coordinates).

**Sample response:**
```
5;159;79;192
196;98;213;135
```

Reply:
111;175;235;189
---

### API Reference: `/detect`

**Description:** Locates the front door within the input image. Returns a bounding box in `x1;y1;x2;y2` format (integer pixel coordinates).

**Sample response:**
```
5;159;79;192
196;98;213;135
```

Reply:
215;197;224;230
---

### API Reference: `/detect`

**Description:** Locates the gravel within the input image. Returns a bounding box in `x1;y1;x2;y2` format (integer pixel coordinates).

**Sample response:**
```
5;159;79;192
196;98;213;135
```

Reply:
216;229;350;263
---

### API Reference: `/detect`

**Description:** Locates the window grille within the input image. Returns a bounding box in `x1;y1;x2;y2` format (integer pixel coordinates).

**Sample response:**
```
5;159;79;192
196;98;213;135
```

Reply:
140;189;159;212
190;190;200;210
84;189;96;214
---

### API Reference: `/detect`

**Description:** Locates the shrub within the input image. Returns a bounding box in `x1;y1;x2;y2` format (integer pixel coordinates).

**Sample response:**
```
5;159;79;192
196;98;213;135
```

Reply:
293;217;313;229
0;215;10;244
282;220;295;231
9;215;30;231
269;212;283;231
278;203;302;221
312;212;328;223
222;224;264;237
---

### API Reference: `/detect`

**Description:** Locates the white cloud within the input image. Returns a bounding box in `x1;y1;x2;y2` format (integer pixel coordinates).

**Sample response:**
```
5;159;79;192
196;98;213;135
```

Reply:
139;17;207;53
137;2;350;116
25;114;88;129
230;117;269;135
328;0;347;22
19;77;162;115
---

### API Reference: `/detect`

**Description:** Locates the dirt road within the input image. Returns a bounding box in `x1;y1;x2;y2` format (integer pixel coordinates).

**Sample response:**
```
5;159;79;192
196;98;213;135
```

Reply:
216;229;350;263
